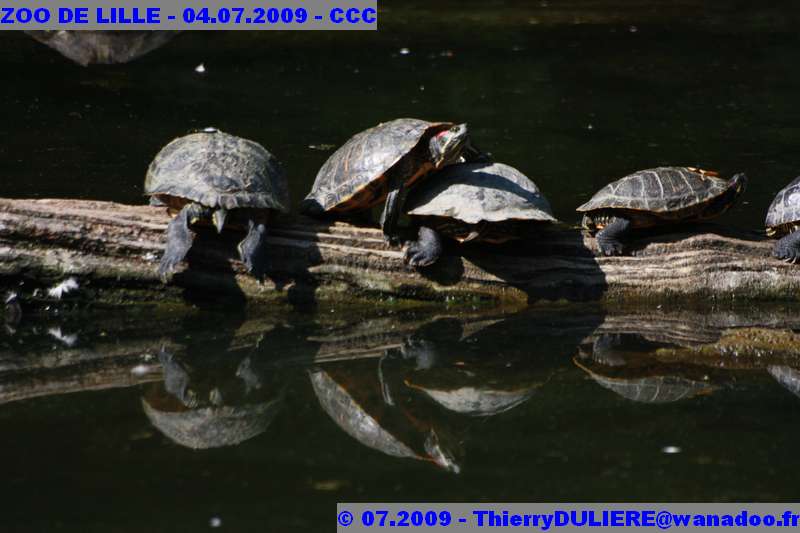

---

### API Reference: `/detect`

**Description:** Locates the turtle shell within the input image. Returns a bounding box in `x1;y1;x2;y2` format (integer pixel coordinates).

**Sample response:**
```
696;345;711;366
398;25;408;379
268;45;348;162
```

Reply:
768;365;800;398
141;398;283;450
573;359;717;404
765;176;800;229
576;167;732;214
303;118;453;213
145;129;290;213
405;162;557;224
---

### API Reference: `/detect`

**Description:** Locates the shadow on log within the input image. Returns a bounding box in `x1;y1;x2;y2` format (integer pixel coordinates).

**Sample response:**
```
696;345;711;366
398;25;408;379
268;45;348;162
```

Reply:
1;198;799;307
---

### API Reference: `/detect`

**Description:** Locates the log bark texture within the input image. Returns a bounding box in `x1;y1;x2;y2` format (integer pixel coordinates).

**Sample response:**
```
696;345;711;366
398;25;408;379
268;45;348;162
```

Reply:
0;197;797;305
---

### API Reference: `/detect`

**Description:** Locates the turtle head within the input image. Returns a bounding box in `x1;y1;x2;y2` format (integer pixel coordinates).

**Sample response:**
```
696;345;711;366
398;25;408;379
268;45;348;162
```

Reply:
429;123;469;168
729;172;748;196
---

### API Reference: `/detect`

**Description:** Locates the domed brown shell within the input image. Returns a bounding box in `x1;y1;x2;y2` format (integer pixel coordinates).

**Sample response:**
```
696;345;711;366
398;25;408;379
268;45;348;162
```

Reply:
576;167;734;214
145;129;289;212
303;119;453;212
765;176;800;230
405;162;557;224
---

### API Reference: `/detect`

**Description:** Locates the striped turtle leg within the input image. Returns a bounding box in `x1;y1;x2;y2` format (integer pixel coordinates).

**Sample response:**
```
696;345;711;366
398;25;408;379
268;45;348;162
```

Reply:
595;217;631;256
774;230;800;263
404;226;443;267
159;202;209;281
379;176;407;245
238;217;270;278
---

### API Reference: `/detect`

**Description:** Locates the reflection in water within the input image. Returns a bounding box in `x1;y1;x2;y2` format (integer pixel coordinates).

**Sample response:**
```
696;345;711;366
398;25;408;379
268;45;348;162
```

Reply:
142;347;285;450
25;30;179;66
309;358;463;474
575;333;718;403
768;366;800;398
401;321;550;417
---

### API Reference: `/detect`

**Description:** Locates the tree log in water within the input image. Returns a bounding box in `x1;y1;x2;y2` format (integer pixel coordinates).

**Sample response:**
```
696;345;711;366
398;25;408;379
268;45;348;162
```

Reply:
0;197;797;306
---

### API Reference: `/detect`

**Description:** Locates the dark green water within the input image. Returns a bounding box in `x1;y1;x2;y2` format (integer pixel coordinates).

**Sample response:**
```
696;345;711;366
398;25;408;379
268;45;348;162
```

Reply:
4;2;800;531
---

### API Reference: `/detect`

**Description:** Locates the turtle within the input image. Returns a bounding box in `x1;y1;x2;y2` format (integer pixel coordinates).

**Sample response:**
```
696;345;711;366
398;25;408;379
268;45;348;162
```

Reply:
401;162;558;266
765;176;800;262
576;167;747;256
145;128;289;280
300;118;479;242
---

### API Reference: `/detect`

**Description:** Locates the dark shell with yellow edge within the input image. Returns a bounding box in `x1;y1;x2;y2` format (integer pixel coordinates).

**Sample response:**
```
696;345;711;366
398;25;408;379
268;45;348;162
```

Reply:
301;118;455;214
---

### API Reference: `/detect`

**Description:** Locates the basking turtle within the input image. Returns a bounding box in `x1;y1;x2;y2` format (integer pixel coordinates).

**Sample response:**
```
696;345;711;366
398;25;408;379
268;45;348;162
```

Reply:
765;176;800;262
300;118;477;242
145;129;289;279
402;162;557;266
577;167;747;256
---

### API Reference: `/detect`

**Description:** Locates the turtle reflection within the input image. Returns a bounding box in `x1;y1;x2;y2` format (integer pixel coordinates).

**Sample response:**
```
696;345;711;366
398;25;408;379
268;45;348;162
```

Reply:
25;30;179;66
309;356;462;473
575;333;720;403
400;321;550;417
143;349;284;449
142;311;287;450
768;366;800;398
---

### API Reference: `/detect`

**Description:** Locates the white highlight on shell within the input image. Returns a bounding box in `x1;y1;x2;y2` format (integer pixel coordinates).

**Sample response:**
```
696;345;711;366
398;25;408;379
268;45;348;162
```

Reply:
209;517;222;528
47;278;79;299
661;445;682;454
194;63;206;74
5;291;18;304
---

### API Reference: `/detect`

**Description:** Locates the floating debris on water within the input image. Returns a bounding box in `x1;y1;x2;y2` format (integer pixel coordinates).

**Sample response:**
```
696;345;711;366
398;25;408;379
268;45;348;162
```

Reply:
194;63;206;74
209;516;222;528
48;327;78;347
308;143;336;151
4;292;21;326
398;47;411;55
47;278;79;299
661;445;682;454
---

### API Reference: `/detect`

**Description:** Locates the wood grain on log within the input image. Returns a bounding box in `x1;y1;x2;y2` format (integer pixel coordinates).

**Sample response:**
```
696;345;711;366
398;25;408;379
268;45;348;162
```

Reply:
0;198;797;305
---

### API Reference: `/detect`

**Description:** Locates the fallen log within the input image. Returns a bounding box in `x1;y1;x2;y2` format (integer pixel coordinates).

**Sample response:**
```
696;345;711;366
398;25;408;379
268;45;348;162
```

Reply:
0;197;797;306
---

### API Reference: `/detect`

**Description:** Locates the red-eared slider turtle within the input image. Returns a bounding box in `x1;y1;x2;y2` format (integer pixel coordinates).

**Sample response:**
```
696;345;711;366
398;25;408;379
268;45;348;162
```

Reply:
402;162;558;266
300;118;478;242
145;129;289;280
577;167;747;256
766;177;800;262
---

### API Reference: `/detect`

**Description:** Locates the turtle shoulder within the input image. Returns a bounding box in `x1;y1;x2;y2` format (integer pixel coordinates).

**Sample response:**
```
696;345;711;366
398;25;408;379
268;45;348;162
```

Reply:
405;162;558;224
766;176;800;228
305;119;450;210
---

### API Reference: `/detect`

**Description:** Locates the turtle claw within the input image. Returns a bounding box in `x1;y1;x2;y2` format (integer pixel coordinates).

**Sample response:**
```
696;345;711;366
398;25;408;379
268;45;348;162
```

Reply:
598;241;624;257
403;226;442;268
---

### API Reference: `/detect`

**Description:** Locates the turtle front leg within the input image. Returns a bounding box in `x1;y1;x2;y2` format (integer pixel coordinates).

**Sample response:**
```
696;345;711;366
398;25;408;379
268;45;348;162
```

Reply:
404;226;443;267
238;218;270;278
379;179;407;246
159;202;207;281
595;217;631;256
774;230;800;263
